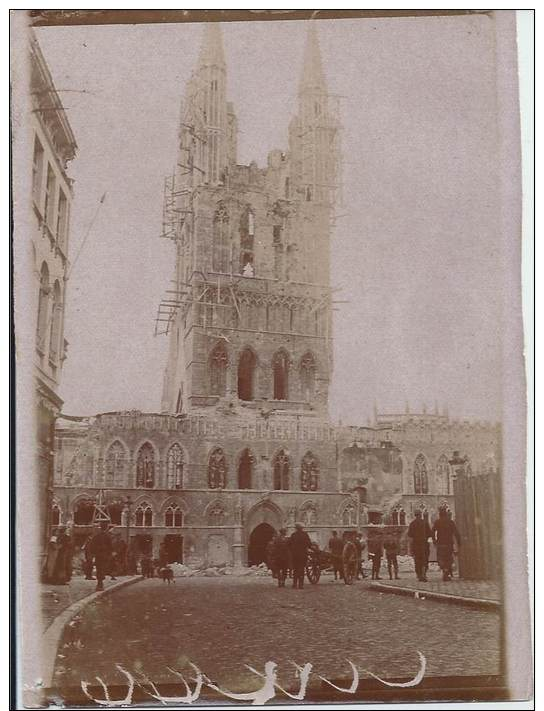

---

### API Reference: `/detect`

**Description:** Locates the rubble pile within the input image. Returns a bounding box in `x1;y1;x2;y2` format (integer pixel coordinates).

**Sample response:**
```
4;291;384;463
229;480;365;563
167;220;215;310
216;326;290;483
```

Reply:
169;562;272;578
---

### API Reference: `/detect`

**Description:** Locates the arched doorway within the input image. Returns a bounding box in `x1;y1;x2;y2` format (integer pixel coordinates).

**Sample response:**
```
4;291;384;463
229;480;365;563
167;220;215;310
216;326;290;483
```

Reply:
247;522;275;566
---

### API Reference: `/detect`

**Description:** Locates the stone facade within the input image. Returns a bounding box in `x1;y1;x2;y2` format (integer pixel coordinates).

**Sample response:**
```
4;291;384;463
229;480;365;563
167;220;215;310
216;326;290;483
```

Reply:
30;29;77;551
52;23;501;567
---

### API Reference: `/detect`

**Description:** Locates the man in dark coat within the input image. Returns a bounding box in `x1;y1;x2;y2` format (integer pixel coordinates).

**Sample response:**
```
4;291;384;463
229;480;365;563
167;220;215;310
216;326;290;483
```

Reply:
432;507;461;581
289;523;312;589
328;530;344;581
368;537;383;580
272;528;291;587
82;534;95;580
407;510;432;582
88;522;113;591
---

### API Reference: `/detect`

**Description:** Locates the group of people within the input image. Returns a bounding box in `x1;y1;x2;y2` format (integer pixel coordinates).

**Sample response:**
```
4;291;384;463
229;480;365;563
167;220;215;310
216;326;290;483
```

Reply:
266;506;461;588
43;521;132;591
407;507;461;582
266;523;312;588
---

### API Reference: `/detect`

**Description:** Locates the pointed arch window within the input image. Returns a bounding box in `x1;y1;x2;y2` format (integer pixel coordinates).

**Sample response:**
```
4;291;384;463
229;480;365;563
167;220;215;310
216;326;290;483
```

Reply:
300;352;316;402
301;452;319;491
209;341;228;396
341;503;356;527
273;449;290;490
239;207;255;275
413;454;428;495
272;350;289;400
105;440;126;487
212;203;230;273
49;281;62;363
238;448;253;489
135;502;153;527
36;262;50;352
136;443;155;489
238;348;256;401
165;503;183;527
208;447;227;489
73;499;95;525
300;503;317;526
167;444;184;489
436;454;450;495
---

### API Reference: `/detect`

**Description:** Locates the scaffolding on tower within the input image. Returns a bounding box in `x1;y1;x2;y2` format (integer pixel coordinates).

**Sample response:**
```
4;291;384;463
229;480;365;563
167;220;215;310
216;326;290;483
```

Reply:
155;77;209;335
298;93;343;211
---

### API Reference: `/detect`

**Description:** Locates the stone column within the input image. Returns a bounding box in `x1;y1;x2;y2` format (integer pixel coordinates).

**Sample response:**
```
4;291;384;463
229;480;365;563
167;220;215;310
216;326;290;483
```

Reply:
232;494;245;566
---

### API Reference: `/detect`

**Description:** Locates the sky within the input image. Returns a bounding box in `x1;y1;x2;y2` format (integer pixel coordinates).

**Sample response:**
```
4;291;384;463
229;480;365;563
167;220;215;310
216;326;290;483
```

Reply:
35;14;505;425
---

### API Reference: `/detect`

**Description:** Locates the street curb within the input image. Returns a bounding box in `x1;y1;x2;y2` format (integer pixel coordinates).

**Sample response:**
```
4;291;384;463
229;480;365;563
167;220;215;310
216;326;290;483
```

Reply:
41;575;144;688
369;581;501;609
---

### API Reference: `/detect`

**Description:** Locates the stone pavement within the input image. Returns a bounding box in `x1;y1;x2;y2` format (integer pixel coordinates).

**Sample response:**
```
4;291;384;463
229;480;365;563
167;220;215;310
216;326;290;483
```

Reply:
50;575;502;702
369;572;501;606
41;575;135;632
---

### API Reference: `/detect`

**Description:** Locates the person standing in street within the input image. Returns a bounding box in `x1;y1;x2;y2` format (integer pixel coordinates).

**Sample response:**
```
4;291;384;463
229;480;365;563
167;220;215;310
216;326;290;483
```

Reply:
432;507;461;581
273;528;291;587
354;532;366;579
289;522;312;589
328;530;344;581
407;510;432;582
368;537;383;580
384;533;400;580
89;522;113;592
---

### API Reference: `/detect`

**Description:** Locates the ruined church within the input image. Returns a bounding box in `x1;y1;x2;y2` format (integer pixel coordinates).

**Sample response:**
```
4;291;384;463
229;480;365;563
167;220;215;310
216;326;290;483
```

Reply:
53;23;501;567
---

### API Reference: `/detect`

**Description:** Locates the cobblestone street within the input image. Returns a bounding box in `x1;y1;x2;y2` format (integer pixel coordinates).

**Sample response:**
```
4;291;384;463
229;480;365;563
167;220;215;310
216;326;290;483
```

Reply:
53;575;501;698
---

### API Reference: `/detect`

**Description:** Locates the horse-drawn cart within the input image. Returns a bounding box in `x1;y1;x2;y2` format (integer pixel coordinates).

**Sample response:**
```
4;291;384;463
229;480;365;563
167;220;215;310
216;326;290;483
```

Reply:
305;539;360;585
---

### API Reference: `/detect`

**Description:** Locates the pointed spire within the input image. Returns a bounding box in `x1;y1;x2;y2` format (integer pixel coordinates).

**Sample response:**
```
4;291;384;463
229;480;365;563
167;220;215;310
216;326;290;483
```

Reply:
198;22;226;69
299;21;326;92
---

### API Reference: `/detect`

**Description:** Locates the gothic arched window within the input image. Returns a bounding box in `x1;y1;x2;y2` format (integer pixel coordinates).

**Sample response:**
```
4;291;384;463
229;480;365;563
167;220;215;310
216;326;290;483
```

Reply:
167;444;184;489
49;280;62;363
238;448;253;489
273;449;290;490
272;349;289;400
36;261;50;352
300;452;319;491
238;348;256;401
436;454;450;495
341;503;356;527
300;352;316;402
135;502;153;527
413;454;428;494
136;443;155;489
165;503;183;527
105;440;126;487
73;499;95;525
300;503;317;526
208;502;226;526
239;207;255;275
209;341;228;396
208;447;227;489
212;203;230;273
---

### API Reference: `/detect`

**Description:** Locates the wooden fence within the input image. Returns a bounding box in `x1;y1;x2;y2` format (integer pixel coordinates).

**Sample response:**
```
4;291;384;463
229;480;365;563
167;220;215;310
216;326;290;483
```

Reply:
453;472;502;580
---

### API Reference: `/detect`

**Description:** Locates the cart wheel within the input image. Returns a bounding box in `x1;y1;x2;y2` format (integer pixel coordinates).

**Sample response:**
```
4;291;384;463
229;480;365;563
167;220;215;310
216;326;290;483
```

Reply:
306;561;321;585
342;546;357;585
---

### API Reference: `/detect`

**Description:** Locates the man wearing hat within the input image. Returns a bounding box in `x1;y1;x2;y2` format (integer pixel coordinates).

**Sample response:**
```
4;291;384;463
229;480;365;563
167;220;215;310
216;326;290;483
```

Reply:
88;521;113;592
407;510;432;582
288;522;312;589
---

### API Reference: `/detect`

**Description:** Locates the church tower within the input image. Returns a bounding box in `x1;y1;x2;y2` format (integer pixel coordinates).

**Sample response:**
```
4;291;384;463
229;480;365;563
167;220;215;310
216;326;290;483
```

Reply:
160;22;340;419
